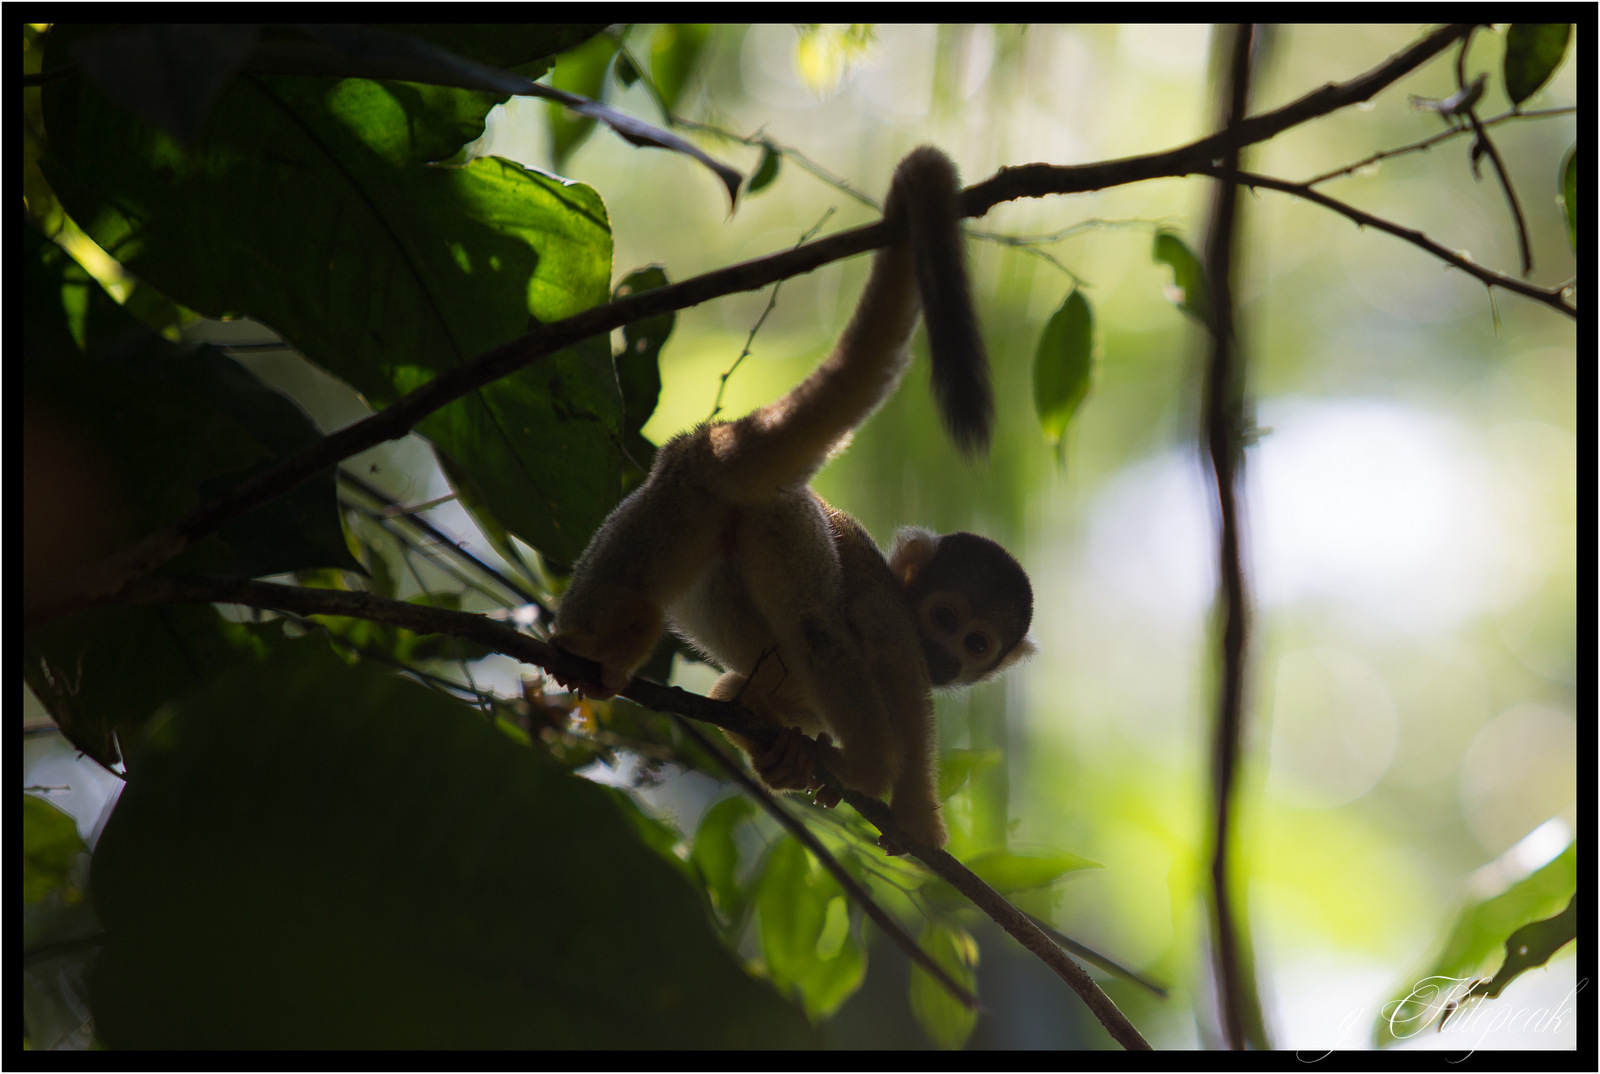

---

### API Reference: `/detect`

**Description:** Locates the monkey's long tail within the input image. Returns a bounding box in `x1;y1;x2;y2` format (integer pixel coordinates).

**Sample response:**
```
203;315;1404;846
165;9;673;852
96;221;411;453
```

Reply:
723;147;992;497
900;146;992;457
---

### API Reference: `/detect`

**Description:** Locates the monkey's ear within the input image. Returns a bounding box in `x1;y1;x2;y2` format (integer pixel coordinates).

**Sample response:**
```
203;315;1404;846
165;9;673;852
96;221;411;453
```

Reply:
888;527;941;586
972;635;1037;682
1002;636;1038;667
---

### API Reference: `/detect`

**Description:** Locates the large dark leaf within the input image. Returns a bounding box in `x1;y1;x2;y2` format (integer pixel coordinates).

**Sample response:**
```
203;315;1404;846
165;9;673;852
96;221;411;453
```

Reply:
23;224;359;590
90;640;817;1048
23;605;278;769
41;25;624;564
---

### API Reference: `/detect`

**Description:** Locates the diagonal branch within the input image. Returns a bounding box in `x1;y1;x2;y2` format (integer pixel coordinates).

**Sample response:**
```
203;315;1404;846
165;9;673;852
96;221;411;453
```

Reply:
958;23;1476;213
1303;106;1577;186
1462;108;1533;276
113;574;1151;1049
1200;166;1574;315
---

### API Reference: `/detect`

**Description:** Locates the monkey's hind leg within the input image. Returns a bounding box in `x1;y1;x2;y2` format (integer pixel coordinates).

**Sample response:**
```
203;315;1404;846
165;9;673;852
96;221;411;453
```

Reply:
553;462;722;696
550;587;663;697
734;530;900;800
710;669;823;793
885;698;948;852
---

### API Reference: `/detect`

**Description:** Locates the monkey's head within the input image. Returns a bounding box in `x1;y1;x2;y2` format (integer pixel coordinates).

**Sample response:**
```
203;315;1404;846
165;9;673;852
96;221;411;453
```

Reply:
889;528;1035;687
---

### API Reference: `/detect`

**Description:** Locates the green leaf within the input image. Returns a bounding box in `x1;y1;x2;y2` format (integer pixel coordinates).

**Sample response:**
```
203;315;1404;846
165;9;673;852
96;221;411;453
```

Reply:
1561;146;1577;253
650;24;711;113
41;42;624;564
22;791;99;1051
1374;840;1577;1047
66;24;260;146
966;849;1104;893
89;639;817;1048
288;25;741;204
311;593;494;666
1032;288;1096;460
23;606;281;769
615;52;640;88
24;225;359;584
547;32;618;169
937;746;1002;800
383;24;608;76
922;847;1102;914
1503;24;1572;106
748;141;782;195
21;221;87;360
909;921;979;1050
756;836;865;1019
24;796;88;904
692;794;756;926
614;266;674;473
1459;895;1576;1009
1153;228;1212;328
25;343;361;581
23;25;62;232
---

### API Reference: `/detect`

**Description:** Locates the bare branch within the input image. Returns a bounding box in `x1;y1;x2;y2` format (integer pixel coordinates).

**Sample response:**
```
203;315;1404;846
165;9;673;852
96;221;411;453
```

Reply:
958;23;1475;214
1204;167;1575;316
831;789;1152;1050
1462;108;1533;275
1304;106;1577;186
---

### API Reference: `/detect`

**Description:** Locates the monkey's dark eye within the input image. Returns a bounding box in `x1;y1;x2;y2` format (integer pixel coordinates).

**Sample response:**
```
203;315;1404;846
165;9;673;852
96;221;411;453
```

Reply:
933;606;959;632
964;633;989;655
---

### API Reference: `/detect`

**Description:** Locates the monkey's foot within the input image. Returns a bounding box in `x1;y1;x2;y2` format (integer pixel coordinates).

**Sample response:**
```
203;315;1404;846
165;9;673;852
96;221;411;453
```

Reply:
808;733;841;806
754;726;822;792
549;632;635;699
546;662;618;701
878;802;947;856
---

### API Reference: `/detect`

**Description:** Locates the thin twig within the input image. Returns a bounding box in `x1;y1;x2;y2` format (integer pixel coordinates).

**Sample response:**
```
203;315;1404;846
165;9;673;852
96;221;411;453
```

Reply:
1201;167;1573;315
708;208;836;422
1303;106;1577;186
670;117;883;210
338;469;546;611
1463;108;1533;275
839;794;1152;1050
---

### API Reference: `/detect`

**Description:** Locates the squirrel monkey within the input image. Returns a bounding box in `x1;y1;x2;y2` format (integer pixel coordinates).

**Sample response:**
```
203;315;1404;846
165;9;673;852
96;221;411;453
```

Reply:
553;147;1034;851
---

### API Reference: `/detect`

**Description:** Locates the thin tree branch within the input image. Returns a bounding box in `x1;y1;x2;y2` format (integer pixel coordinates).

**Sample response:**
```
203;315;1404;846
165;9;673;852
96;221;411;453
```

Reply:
20;62;79;87
113;574;1150;1049
1201;167;1575;315
957;23;1475;214
1462;108;1533;275
1303;106;1577;186
337;469;546;611
19;23;1498;630
834;791;1153;1050
1200;23;1261;1052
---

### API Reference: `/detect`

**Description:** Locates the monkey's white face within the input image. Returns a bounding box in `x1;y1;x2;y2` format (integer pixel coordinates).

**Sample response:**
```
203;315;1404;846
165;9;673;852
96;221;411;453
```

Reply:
916;590;1005;685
